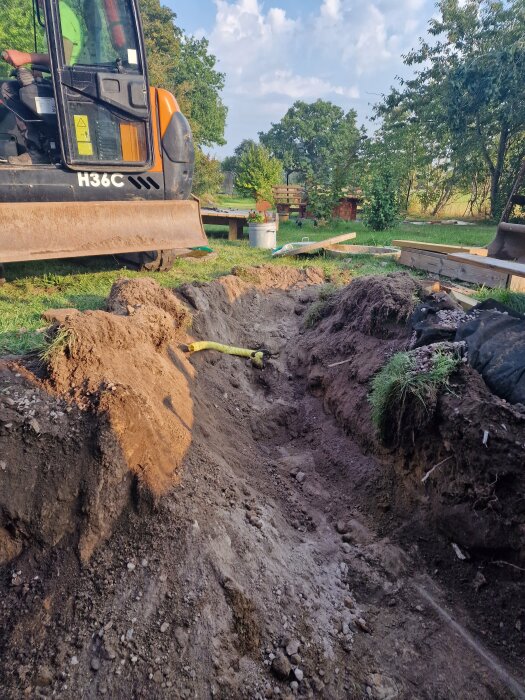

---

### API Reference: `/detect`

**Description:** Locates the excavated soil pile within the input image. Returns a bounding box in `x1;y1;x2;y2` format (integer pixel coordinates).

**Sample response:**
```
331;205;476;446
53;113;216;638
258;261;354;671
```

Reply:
0;278;195;564
297;273;525;562
296;273;424;450
46;277;195;501
0;267;524;699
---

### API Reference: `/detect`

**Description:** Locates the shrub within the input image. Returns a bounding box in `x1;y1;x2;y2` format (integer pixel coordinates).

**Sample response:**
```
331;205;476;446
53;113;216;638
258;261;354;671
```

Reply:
234;145;283;204
362;168;401;231
193;149;223;198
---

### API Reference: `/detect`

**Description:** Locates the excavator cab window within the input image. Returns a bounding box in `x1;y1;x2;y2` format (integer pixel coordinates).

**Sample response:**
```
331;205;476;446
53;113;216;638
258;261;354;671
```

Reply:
45;0;152;171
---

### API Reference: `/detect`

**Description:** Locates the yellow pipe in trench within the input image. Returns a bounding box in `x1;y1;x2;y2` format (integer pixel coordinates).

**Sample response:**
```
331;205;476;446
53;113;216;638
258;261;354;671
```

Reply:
184;341;268;369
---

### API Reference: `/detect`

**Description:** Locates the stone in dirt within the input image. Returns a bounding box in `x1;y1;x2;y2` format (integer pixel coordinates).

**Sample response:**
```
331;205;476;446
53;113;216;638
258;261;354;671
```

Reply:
271;653;292;681
285;639;300;657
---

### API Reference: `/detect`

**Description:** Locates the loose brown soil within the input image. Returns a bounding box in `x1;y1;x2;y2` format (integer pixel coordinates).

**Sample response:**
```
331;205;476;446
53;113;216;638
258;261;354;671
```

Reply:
0;267;523;699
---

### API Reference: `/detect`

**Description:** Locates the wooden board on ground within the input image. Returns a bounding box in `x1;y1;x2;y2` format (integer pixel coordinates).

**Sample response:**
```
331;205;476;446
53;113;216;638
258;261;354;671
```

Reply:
393;240;488;256
324;244;400;260
273;233;357;258
449;290;479;310
447;253;525;291
398;247;509;288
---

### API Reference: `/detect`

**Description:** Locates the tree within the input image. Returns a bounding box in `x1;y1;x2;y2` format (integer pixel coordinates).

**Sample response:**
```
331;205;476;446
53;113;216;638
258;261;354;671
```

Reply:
139;0;182;92
380;0;525;218
260;100;360;183
234;145;283;203
139;0;227;195
139;0;227;150
362;165;401;231
171;37;227;148
221;139;257;174
260;100;362;218
192;150;223;198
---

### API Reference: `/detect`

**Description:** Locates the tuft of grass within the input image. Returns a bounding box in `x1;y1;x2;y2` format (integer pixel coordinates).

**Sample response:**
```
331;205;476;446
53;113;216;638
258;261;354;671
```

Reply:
369;349;460;442
40;327;77;364
304;283;339;328
473;287;525;315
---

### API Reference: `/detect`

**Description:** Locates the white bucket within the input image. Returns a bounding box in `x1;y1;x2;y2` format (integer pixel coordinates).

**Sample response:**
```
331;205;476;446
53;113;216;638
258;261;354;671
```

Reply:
248;223;277;249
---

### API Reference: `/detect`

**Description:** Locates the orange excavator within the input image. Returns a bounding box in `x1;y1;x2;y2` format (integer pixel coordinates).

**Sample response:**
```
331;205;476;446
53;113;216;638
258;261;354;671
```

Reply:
0;0;208;272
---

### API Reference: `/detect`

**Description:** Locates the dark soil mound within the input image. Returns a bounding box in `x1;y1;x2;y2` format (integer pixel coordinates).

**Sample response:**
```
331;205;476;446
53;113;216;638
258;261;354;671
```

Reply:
0;363;129;564
298;274;525;562
296;273;421;450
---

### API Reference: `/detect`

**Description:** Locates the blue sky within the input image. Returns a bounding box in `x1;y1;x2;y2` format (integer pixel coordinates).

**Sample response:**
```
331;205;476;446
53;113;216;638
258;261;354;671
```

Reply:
165;0;438;157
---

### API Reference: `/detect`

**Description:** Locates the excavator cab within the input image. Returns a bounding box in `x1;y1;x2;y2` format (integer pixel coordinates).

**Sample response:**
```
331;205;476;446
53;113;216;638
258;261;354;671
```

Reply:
0;0;208;271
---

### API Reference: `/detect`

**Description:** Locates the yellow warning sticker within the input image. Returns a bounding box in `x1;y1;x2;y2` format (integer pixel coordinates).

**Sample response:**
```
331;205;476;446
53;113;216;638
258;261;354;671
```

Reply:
78;142;93;156
74;115;91;143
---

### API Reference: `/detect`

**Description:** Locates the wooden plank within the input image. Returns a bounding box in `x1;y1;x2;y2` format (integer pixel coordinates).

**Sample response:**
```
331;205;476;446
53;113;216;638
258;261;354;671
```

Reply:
393;240;488;255
450;290;479;310
202;210;248;221
447;253;525;279
399;248;509;288
508;276;525;292
273;233;357;258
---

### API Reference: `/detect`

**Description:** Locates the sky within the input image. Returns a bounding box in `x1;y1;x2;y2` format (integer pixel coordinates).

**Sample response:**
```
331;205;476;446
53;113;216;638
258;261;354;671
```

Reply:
165;0;438;157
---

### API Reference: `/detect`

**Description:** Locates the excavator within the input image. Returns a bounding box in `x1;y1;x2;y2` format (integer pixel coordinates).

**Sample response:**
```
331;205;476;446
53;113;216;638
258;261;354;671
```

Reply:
0;0;209;273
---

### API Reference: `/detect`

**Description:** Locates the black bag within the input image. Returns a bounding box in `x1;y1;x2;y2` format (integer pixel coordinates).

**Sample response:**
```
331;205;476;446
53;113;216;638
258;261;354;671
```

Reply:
456;301;525;405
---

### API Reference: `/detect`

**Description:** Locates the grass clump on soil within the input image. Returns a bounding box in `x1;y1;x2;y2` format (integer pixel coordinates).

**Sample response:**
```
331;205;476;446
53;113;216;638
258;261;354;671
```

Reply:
40;326;77;364
370;348;461;445
304;284;338;328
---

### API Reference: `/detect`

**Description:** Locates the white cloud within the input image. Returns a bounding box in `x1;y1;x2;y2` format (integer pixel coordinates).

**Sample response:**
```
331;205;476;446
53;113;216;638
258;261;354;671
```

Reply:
205;0;434;155
258;70;359;100
320;0;342;21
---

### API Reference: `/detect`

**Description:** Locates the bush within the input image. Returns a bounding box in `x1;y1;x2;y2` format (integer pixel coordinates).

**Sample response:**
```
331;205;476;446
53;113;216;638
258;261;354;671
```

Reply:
234;144;282;204
193;149;223;199
362;168;401;231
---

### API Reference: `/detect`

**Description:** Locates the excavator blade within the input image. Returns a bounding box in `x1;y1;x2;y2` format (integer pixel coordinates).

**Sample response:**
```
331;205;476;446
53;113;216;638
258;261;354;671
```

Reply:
488;222;525;262
0;198;208;263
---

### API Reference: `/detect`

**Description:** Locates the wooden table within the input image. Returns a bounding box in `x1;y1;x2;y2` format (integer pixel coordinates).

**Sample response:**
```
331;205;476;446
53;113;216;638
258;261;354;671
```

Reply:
201;209;249;241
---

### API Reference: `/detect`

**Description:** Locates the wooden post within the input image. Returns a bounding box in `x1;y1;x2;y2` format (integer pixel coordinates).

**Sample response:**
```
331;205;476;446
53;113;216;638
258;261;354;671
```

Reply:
228;219;238;241
228;219;244;241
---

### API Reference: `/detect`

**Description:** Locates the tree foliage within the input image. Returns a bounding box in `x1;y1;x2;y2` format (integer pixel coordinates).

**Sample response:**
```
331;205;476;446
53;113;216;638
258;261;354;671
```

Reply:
192;149;223;198
377;0;525;218
221;139;257;174
234;144;283;203
139;0;227;150
362;164;401;231
260;100;362;218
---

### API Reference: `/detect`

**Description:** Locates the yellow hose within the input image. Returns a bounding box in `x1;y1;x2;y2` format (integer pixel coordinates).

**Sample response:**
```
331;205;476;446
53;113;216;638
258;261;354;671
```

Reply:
185;341;269;369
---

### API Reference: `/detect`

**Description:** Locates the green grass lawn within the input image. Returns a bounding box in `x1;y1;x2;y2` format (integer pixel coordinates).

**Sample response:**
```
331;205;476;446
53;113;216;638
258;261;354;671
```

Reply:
0;209;510;356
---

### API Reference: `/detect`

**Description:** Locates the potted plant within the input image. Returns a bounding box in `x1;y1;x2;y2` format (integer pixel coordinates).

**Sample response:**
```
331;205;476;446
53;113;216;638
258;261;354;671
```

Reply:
247;211;277;249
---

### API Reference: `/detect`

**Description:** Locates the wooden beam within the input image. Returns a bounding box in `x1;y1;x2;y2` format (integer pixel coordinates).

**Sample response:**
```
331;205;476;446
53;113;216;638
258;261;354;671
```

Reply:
392;240;488;256
447;253;525;279
399;248;508;288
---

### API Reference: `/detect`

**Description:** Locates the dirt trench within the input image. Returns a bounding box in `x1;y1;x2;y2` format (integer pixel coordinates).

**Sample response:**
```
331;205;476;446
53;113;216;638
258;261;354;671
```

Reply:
0;267;524;699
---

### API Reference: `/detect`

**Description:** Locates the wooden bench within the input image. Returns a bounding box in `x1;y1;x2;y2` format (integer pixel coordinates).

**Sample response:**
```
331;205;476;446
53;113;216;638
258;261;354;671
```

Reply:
272;185;307;221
